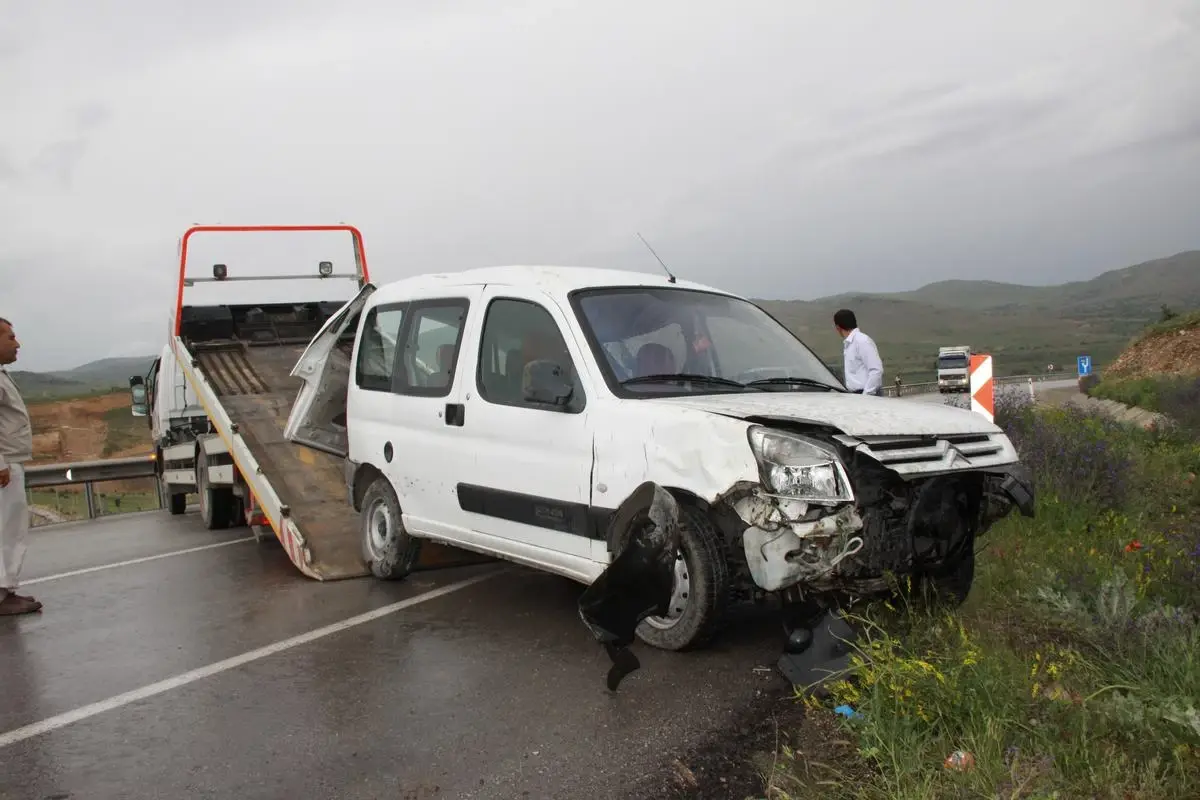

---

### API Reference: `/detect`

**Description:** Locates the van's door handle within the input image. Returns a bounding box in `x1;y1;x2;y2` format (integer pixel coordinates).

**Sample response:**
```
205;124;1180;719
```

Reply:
445;403;465;426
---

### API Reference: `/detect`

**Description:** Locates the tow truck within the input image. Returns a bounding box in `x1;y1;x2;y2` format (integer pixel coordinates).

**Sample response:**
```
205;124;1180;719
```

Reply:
128;224;483;579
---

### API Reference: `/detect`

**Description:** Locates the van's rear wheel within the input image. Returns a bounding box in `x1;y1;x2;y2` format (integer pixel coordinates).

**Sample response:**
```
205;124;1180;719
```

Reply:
633;504;730;652
360;476;422;580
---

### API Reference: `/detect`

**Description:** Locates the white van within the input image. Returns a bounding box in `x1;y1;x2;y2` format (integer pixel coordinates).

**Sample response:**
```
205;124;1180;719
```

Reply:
284;266;1034;653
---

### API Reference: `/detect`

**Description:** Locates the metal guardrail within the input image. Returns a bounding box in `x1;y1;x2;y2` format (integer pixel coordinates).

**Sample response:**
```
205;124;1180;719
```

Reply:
24;454;163;522
881;373;1064;398
25;454;158;488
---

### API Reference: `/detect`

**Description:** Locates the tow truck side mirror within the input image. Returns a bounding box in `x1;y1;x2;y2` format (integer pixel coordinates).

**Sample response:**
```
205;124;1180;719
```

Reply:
523;360;574;410
129;375;149;417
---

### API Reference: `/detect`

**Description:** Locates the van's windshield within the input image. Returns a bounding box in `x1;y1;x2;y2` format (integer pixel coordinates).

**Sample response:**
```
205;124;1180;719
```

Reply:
570;286;844;396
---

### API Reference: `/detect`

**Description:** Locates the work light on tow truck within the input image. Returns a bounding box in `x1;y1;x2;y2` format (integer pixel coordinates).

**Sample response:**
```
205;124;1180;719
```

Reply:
318;261;333;277
213;263;228;280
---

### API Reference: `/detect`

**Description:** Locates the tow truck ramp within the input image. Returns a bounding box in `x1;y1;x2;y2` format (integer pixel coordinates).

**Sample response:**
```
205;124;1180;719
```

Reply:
165;224;488;581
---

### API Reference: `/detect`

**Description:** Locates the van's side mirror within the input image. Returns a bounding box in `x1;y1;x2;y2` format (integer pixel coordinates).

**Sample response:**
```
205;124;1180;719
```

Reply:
129;375;149;417
523;360;573;409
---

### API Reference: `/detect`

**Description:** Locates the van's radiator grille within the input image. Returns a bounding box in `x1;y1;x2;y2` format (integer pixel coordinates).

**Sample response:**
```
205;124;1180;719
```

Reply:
833;432;1016;476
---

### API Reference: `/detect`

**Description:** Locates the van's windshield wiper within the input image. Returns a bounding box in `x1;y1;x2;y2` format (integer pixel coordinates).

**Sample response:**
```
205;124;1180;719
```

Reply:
744;376;846;392
620;373;751;390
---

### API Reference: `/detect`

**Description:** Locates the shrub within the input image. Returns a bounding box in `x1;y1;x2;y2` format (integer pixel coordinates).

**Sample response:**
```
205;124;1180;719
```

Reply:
776;393;1200;798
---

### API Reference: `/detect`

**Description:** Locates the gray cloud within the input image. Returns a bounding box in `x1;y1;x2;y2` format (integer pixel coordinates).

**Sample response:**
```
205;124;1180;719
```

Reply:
29;137;89;189
1;0;1199;371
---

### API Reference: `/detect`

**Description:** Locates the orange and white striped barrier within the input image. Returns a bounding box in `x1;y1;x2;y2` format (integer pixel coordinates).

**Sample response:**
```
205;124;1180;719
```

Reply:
969;354;994;423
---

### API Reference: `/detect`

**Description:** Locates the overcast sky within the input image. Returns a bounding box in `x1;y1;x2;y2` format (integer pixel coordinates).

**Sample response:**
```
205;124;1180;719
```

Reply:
2;0;1199;371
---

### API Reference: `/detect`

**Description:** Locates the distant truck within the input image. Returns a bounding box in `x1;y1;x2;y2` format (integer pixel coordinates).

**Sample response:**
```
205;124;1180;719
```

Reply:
937;345;971;393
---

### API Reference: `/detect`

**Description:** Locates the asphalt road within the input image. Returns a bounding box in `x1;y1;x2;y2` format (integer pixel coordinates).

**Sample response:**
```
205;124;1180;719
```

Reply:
0;510;787;800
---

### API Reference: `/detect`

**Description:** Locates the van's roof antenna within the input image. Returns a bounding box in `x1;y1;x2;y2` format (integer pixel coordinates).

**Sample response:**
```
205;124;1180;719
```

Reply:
636;232;676;283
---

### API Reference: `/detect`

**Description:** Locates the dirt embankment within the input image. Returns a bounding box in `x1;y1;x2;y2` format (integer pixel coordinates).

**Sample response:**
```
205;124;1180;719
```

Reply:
28;391;147;463
27;391;155;495
1103;314;1200;381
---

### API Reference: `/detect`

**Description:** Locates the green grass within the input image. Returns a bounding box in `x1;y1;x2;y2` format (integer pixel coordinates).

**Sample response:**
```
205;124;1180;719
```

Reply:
1089;376;1180;413
102;404;151;456
1129;308;1200;348
27;486;162;523
763;403;1200;799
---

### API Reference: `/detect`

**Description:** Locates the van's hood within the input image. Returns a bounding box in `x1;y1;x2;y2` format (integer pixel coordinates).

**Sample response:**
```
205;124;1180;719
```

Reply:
645;391;1000;438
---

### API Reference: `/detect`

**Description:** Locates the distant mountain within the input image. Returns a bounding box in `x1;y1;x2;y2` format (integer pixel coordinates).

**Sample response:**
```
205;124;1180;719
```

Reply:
758;250;1200;381
10;356;156;401
10;251;1199;396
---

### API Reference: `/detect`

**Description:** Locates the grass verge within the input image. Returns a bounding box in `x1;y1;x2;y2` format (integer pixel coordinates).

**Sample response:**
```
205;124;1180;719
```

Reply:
1088;374;1200;439
764;394;1200;799
102;404;150;456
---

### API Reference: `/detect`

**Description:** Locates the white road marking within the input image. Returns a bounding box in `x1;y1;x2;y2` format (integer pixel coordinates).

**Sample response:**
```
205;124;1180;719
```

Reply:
0;568;502;749
22;537;258;586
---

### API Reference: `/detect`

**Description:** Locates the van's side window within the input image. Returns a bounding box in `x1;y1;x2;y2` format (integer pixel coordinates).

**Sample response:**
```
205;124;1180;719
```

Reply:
476;298;585;412
395;300;470;397
355;306;406;391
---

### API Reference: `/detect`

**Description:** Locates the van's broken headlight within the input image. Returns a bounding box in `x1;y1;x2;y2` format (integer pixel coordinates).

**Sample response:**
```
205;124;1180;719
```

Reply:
747;426;854;505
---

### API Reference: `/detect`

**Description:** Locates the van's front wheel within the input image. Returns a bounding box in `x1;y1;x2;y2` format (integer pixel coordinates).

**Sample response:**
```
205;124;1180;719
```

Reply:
634;504;730;652
359;476;422;580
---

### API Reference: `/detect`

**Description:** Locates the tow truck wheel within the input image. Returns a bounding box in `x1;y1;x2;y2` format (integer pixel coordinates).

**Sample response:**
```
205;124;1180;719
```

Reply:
196;449;235;530
359;476;422;581
167;492;187;515
633;504;730;652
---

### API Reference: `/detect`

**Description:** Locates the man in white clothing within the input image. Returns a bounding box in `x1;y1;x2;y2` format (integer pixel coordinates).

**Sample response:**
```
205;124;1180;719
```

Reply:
834;308;885;396
0;317;41;615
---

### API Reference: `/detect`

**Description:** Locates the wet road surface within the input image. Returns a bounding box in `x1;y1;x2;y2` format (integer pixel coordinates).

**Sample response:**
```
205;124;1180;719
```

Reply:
1;510;787;799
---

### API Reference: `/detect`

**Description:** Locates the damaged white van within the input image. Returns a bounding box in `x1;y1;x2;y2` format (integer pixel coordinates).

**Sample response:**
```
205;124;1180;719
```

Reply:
284;266;1034;664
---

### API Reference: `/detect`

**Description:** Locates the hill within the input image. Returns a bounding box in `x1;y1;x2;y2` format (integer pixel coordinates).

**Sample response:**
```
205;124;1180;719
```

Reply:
9;356;156;400
1101;309;1200;383
758;250;1200;382
7;250;1199;392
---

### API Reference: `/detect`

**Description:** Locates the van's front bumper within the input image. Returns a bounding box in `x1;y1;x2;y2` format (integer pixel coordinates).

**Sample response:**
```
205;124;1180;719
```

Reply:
732;463;1036;595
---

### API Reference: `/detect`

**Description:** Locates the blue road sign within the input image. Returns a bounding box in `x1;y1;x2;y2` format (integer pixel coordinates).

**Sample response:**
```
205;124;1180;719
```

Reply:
1077;355;1092;376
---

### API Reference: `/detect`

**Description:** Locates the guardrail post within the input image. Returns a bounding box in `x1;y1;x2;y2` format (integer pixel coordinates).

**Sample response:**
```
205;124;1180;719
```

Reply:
84;481;98;519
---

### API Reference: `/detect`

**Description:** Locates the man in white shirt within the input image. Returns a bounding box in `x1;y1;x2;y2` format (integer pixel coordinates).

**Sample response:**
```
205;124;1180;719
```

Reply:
834;309;884;396
0;317;41;615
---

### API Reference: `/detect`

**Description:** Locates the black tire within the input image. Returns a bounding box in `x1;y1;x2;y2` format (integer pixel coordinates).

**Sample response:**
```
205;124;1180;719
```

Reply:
196;448;235;530
167;491;187;515
916;545;976;608
359;476;422;580
632;503;731;652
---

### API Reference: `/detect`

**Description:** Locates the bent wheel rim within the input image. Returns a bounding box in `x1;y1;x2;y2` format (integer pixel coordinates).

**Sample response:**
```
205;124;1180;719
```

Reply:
365;498;393;560
643;550;691;630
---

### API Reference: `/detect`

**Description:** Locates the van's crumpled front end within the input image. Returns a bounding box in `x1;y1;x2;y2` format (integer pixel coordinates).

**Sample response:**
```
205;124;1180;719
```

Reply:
730;424;1035;600
722;420;1035;687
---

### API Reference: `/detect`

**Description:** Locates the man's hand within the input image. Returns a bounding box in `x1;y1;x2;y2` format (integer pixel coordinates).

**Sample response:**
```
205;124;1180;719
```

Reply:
0;467;9;489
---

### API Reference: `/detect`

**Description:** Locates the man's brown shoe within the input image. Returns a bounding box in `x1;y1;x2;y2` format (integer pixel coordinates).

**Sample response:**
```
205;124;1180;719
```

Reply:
0;592;42;615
